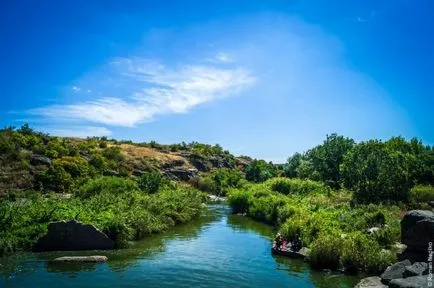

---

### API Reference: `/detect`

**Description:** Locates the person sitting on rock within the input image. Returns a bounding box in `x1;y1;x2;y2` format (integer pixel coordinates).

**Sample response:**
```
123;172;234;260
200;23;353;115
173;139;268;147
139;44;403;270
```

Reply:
274;233;283;250
292;234;302;252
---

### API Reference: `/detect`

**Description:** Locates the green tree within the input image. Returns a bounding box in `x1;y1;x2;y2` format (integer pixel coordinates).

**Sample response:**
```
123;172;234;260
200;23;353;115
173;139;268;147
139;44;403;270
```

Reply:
341;140;411;203
306;134;354;188
138;171;164;194
245;160;277;183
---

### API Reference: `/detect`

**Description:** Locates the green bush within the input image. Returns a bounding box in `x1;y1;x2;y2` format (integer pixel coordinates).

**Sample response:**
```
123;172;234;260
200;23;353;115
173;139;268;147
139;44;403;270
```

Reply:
197;168;245;196
409;185;434;203
138;171;164;194
227;189;252;214
340;232;396;273
245;160;277;183
309;233;343;270
268;177;326;195
77;176;139;198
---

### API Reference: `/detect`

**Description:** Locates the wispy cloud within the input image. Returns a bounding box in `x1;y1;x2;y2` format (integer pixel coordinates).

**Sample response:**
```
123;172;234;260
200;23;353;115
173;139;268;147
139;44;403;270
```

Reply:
208;52;234;63
29;56;255;127
42;126;112;138
71;86;81;92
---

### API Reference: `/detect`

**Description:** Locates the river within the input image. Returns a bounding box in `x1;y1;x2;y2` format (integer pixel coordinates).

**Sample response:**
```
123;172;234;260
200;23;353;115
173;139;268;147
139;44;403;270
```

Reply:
0;205;362;288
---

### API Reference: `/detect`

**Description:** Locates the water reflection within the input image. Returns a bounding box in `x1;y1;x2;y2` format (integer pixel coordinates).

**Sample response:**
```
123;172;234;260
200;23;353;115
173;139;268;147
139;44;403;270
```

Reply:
0;204;362;288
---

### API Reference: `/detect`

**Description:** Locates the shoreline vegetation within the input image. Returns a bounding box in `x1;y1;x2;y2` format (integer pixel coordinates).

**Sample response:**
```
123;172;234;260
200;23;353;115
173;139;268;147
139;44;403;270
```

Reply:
1;125;434;277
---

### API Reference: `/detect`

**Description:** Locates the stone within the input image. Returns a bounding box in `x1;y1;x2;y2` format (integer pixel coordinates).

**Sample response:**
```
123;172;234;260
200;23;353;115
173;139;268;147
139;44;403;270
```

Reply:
161;159;185;168
30;154;51;166
401;210;434;253
187;155;210;172
33;220;115;252
164;168;198;181
393;243;408;254
380;260;411;284
366;227;381;235
388;275;429;288
354;276;388;288
403;262;428;277
52;256;108;263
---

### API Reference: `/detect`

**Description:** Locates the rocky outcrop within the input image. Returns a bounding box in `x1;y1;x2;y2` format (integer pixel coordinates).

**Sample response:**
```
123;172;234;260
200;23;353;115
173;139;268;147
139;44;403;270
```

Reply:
370;210;434;288
388;275;429;288
403;262;428;278
398;210;434;263
164;168;198;181
30;154;51;166
52;256;108;262
401;210;434;253
380;260;411;284
33;220;115;252
354;276;388;288
187;155;210;172
160;159;185;169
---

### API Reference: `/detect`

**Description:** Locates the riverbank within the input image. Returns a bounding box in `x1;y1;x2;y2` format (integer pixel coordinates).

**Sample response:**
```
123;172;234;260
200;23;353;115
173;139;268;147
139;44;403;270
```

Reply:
1;204;363;288
227;178;403;274
0;177;206;255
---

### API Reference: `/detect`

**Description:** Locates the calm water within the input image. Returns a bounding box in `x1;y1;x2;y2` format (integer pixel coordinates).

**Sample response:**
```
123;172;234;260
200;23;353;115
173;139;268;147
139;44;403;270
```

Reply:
0;205;362;288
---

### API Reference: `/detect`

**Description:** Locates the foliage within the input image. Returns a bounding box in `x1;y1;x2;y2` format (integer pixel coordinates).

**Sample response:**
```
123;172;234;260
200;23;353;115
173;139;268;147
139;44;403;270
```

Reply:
268;177;327;195
138;171;164;194
305;134;355;188
341;140;412;203
0;181;205;256
245;160;277;183
409;185;434;204
309;233;343;270
197;168;245;196
76;176;139;199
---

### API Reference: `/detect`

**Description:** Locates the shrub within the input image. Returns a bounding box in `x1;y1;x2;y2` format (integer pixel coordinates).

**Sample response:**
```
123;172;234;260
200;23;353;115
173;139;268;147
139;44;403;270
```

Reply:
248;194;285;224
138;171;164;194
245;160;277;183
102;146;124;162
268;178;326;195
77;177;138;199
409;185;434;203
227;189;252;214
309;233;343;270
197;176;219;194
340;232;396;273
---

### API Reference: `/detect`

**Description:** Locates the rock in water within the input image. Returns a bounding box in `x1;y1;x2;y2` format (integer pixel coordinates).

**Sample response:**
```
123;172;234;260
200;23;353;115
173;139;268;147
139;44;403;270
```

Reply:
388;275;429;288
52;256;108;263
33;220;115;252
354;276;388;288
380;260;411;284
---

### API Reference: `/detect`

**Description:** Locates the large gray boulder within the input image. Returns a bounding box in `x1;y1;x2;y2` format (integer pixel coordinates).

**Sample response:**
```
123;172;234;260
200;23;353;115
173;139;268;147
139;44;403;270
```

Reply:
388;275;429;288
354;276;388;288
33;220;115;252
401;210;434;253
403;262;428;277
380;260;411;284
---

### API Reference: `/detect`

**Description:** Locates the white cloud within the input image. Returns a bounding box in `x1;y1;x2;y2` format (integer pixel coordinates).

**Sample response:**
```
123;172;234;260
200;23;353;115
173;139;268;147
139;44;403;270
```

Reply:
43;126;112;138
30;58;255;127
72;86;81;92
207;52;233;63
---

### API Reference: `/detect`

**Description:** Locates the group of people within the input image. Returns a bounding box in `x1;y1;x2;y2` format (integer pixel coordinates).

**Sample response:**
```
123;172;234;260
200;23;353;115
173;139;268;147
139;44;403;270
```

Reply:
274;233;302;252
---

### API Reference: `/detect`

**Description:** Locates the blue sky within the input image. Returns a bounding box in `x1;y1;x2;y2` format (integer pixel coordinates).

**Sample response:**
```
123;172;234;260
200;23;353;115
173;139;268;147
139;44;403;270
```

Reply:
1;0;433;162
